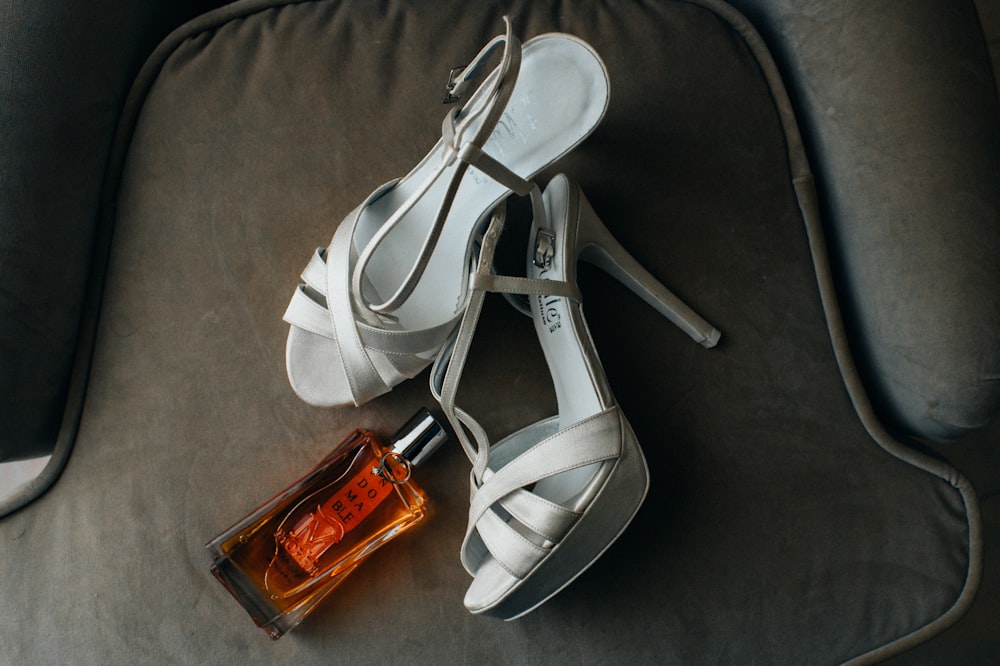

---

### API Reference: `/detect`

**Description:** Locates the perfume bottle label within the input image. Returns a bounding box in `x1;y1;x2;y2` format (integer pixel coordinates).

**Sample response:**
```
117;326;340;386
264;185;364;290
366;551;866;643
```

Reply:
275;462;394;575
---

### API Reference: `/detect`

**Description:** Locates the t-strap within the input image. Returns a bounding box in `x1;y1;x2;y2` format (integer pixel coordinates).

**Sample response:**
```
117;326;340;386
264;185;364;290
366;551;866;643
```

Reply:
430;204;579;480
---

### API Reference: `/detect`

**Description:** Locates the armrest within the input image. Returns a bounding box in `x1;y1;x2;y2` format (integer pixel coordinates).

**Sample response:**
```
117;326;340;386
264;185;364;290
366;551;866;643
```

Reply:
0;1;229;463
729;0;1000;441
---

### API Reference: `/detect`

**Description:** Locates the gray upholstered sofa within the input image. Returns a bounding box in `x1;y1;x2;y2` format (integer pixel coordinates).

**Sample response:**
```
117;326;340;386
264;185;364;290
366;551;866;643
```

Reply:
2;1;998;663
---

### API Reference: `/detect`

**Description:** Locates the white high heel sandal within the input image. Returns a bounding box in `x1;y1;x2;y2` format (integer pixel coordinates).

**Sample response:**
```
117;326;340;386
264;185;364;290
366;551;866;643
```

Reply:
283;20;610;407
432;174;720;619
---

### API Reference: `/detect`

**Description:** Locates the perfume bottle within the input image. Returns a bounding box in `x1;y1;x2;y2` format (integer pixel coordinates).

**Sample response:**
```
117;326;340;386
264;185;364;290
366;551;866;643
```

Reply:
206;409;446;639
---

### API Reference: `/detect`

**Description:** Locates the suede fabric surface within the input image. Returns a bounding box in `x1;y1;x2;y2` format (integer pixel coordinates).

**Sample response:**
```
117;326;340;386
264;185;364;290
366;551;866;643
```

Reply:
729;0;1000;442
0;0;985;663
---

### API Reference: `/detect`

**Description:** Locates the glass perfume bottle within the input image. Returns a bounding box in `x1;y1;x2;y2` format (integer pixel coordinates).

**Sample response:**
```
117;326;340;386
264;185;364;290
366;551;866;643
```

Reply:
206;409;446;639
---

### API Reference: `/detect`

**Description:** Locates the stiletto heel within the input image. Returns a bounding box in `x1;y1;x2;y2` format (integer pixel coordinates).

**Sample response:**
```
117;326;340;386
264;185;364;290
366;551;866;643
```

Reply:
283;20;610;407
572;190;721;348
431;174;720;619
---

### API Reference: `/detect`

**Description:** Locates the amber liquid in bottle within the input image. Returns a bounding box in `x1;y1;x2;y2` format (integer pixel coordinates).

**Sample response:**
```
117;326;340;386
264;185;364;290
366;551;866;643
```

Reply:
206;413;441;639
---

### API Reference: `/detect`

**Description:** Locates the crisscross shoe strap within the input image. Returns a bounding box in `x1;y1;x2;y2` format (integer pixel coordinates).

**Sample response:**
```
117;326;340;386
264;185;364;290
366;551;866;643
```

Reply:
462;409;624;578
283;186;463;405
283;249;458;378
351;17;539;315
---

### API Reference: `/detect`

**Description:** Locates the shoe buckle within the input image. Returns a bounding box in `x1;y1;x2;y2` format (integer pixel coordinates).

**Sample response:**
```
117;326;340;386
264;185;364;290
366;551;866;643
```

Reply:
443;66;467;104
533;229;556;269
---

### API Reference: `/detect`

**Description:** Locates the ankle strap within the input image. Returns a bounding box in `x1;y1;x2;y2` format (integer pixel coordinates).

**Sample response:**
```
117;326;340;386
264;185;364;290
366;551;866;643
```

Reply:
470;272;580;301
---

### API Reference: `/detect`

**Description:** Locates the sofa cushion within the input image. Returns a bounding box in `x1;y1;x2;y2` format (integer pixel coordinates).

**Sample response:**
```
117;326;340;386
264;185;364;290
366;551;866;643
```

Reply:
0;0;983;662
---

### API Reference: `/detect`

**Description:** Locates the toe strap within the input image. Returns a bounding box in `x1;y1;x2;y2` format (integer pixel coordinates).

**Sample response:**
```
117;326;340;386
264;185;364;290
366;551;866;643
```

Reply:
500;487;580;543
474;508;549;578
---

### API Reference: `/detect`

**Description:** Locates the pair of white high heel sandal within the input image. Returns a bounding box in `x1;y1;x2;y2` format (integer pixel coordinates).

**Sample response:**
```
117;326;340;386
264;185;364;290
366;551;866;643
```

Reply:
283;19;720;619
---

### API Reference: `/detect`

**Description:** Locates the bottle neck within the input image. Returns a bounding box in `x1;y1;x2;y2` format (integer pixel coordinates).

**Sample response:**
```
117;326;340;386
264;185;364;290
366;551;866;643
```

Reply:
389;409;447;467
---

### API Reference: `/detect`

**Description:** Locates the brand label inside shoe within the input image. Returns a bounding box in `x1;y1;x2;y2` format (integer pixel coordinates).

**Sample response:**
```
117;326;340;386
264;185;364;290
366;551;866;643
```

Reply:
535;291;562;334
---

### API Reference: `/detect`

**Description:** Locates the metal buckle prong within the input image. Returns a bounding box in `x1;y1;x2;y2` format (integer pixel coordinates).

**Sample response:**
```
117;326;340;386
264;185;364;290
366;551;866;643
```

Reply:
533;229;556;269
443;66;467;104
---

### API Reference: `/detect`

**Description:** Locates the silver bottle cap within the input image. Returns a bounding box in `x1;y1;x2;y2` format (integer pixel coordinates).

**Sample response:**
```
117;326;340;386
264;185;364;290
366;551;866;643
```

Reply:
390;409;447;467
